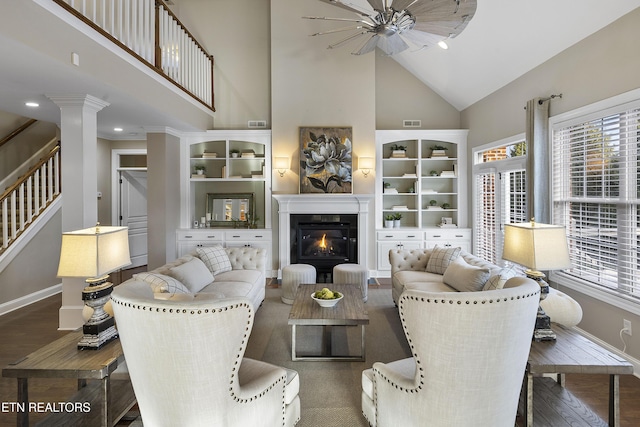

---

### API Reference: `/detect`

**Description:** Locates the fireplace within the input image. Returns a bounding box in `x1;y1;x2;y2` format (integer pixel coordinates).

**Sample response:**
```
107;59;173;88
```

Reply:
292;214;357;280
273;194;373;280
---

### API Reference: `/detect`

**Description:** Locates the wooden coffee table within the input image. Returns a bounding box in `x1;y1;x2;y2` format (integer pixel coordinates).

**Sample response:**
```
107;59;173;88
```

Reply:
288;283;369;361
522;324;633;427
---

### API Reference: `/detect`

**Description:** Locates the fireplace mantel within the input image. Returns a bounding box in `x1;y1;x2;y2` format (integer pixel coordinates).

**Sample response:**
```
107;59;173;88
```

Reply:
273;194;373;276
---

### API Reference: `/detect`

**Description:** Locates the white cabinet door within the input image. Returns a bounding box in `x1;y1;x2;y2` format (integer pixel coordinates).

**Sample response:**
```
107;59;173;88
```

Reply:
377;241;422;271
424;229;471;252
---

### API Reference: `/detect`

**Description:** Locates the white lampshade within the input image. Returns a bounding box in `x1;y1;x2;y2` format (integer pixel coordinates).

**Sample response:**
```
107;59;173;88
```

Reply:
502;222;571;271
57;225;131;278
359;157;374;170
274;157;289;170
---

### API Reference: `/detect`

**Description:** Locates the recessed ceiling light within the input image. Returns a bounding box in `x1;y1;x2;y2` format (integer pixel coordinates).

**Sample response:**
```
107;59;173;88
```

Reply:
25;102;39;107
114;127;123;132
437;40;449;50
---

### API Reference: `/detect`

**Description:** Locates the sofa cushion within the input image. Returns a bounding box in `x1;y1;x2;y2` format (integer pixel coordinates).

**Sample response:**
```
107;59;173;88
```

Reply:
197;245;232;275
133;272;190;294
483;265;518;291
443;256;491;292
425;246;461;275
168;258;214;293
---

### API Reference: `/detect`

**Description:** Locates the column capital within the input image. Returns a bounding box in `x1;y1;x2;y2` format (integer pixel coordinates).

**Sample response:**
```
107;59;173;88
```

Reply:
46;94;110;113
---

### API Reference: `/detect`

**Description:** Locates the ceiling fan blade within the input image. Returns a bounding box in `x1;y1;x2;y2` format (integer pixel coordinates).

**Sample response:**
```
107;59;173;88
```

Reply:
409;0;477;22
390;0;419;12
413;17;472;37
352;34;380;55
309;24;369;37
377;32;410;55
328;30;370;49
366;0;384;12
304;16;375;28
318;0;373;16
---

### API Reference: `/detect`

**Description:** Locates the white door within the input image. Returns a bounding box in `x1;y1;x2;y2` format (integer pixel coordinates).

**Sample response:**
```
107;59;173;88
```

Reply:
120;170;148;267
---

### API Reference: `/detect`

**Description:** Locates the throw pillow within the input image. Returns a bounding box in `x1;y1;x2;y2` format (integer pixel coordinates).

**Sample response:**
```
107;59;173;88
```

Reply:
133;272;190;294
425;245;461;275
197;245;232;275
443;256;492;292
483;265;518;291
168;258;215;293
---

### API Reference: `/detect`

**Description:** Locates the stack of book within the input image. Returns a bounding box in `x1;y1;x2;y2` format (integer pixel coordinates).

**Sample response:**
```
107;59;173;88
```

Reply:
241;149;256;158
430;149;448;158
440;170;456;177
202;152;217;158
392;205;409;211
390;150;407;158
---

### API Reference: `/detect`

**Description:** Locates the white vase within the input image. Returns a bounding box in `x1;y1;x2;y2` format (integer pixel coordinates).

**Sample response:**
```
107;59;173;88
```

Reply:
394;220;401;228
384;220;394;228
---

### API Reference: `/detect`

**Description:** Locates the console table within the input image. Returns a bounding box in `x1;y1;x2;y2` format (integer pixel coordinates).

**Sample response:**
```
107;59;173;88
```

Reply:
522;324;633;427
2;330;136;427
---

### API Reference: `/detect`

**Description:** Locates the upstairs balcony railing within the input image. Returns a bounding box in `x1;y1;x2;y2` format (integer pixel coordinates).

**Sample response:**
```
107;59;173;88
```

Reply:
53;0;215;111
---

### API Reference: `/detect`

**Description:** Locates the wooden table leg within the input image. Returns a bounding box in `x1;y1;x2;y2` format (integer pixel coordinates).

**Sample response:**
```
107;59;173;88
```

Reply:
102;376;111;427
291;324;297;361
524;372;533;427
609;374;620;427
16;378;28;427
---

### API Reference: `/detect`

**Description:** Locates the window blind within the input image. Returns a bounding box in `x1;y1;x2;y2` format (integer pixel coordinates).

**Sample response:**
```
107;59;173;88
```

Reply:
553;107;640;298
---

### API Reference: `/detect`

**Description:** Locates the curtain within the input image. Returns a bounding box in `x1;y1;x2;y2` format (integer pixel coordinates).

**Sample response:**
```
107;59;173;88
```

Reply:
525;98;550;223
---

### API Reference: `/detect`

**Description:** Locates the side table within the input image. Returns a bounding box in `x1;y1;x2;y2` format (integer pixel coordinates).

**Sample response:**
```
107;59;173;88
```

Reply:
2;330;136;427
523;324;633;427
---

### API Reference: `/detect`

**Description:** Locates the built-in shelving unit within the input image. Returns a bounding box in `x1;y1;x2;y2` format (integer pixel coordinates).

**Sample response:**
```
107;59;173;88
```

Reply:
375;130;471;272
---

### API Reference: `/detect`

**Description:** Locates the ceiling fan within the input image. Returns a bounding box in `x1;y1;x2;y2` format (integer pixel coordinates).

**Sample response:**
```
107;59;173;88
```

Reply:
304;0;477;56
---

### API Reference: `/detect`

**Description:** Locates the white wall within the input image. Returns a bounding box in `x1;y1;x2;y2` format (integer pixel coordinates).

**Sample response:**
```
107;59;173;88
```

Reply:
460;8;640;362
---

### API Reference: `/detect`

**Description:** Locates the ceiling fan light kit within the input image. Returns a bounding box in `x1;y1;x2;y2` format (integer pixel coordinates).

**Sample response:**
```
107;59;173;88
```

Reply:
305;0;477;55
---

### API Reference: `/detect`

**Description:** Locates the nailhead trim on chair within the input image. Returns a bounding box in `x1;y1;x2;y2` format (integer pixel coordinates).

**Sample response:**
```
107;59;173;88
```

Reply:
369;287;541;425
112;297;292;426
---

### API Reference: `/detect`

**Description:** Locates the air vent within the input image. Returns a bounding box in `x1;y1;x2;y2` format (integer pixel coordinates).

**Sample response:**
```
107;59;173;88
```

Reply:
248;120;267;128
403;120;421;128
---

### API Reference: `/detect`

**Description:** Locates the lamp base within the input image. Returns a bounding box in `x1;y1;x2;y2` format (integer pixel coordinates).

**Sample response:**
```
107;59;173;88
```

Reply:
78;278;119;350
525;270;557;342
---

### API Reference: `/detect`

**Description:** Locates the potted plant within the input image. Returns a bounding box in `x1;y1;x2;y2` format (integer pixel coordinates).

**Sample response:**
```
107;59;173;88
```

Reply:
194;165;206;175
384;214;395;228
230;148;240;158
441;202;451;210
429;199;438;209
393;213;402;228
430;170;438;177
390;144;407;158
430;145;448;158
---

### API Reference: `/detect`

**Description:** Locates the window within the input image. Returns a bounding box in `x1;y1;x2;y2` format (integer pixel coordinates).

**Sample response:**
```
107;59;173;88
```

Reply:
473;136;527;264
552;95;640;302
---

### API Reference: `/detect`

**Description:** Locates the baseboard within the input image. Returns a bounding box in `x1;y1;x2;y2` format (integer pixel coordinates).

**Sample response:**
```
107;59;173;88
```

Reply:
573;326;640;377
0;283;62;317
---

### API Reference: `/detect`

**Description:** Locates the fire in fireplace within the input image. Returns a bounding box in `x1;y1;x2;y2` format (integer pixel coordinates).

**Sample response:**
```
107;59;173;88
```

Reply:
291;214;357;281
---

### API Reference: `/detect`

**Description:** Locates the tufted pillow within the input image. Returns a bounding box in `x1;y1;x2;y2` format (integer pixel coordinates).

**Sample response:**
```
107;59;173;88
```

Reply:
197;245;232;275
443;256;491;292
483;264;518;291
134;272;190;294
425;245;461;275
168;257;214;293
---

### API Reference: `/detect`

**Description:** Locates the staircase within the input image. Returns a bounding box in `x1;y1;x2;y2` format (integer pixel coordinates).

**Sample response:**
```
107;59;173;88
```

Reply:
0;145;61;256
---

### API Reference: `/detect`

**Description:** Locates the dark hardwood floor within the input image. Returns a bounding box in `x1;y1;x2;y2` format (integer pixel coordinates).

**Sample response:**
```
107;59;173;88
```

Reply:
1;272;639;426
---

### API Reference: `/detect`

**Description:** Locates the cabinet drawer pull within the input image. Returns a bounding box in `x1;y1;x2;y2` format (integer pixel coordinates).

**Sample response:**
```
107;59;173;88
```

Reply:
254;235;263;238
385;235;393;238
407;235;416;238
232;235;241;238
433;235;442;238
207;236;216;238
455;234;464;238
185;235;193;239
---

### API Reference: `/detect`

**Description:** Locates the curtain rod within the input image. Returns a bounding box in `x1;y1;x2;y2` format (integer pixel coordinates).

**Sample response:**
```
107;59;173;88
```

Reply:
538;94;563;104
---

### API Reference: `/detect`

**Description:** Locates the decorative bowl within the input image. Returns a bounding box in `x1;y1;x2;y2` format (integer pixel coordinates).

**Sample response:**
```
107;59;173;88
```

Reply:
311;292;343;308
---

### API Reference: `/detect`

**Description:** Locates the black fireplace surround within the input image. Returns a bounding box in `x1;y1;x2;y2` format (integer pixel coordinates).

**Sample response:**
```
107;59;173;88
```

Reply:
290;214;357;280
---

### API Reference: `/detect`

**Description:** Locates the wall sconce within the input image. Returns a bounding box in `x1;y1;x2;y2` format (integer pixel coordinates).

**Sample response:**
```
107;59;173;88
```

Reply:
359;157;374;178
274;157;289;177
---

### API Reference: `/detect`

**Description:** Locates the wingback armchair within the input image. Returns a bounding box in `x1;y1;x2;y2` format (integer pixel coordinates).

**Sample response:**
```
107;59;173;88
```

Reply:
362;277;540;427
111;281;300;427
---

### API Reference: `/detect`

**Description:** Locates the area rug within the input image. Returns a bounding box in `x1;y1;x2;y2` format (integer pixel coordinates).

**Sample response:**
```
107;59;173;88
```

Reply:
245;285;411;427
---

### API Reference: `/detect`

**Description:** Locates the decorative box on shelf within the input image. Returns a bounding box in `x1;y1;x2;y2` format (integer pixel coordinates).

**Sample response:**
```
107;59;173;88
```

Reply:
384;188;399;194
390;150;407;158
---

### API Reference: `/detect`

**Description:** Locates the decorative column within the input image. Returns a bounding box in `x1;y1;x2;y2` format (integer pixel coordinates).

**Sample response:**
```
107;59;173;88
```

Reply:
48;94;110;330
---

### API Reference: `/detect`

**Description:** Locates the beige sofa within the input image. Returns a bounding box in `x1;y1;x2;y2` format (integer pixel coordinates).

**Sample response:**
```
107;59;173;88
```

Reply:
389;247;583;327
119;246;266;310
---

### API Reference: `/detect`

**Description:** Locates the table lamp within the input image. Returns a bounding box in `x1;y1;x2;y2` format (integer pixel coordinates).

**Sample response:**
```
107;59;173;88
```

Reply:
502;219;571;341
57;224;131;349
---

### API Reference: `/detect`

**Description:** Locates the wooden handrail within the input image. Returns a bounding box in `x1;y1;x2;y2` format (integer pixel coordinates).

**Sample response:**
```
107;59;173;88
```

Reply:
0;145;60;201
0;119;37;150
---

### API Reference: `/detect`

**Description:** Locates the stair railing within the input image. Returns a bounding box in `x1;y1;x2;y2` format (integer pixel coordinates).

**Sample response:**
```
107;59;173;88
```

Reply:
52;0;214;110
0;145;61;255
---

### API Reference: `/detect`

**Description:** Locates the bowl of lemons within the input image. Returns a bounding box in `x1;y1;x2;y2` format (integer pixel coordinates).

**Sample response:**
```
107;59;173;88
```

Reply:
311;287;343;307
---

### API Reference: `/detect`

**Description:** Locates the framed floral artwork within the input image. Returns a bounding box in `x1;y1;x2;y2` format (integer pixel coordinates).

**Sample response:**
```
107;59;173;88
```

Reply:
299;126;352;194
